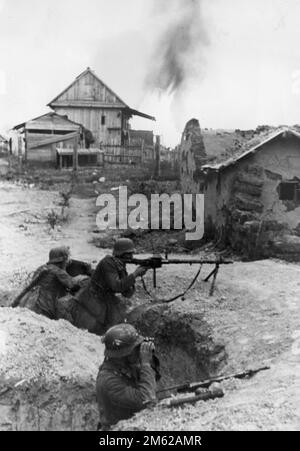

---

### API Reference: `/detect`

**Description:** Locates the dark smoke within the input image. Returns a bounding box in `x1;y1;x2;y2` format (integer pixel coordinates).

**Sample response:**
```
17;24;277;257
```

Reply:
146;0;209;94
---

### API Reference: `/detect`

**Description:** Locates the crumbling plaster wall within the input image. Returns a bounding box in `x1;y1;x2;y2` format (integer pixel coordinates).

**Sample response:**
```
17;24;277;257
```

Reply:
180;119;207;195
179;121;300;256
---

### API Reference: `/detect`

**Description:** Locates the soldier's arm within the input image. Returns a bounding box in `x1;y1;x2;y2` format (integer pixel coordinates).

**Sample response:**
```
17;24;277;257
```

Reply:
31;264;48;279
53;267;81;291
122;285;136;298
101;259;136;295
66;259;93;277
103;364;157;412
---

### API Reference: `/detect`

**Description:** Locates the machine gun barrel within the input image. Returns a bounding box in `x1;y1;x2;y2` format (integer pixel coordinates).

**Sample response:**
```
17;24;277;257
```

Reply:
126;257;233;267
125;256;233;294
160;259;233;265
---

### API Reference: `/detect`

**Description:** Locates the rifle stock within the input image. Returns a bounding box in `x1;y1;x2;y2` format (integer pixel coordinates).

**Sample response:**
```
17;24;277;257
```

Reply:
166;388;224;408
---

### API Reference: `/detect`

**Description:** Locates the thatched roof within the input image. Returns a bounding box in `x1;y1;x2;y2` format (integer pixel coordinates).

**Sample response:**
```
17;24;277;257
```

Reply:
202;127;300;172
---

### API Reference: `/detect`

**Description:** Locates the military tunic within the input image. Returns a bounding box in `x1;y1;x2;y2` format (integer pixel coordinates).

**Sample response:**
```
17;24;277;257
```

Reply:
74;255;136;334
96;358;157;429
26;264;79;319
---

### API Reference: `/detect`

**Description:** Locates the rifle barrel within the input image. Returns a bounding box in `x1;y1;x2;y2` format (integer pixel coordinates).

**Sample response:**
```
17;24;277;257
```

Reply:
158;366;270;394
179;366;270;392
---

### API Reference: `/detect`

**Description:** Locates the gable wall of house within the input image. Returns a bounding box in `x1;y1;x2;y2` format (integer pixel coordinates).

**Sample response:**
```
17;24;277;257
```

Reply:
50;71;128;146
53;71;122;105
53;106;123;146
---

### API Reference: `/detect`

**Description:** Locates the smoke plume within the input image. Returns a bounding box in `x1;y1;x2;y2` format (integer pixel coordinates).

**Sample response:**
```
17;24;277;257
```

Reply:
146;0;209;94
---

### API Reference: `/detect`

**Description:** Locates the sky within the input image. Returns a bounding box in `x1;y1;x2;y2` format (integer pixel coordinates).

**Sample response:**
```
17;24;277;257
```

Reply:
1;0;300;146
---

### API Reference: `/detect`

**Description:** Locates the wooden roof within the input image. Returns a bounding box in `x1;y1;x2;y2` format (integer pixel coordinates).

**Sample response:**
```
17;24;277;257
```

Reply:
48;68;128;109
13;112;82;132
47;68;155;121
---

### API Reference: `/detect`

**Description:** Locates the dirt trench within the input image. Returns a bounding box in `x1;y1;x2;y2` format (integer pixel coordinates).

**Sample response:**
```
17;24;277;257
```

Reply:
0;303;227;431
0;379;98;431
128;303;227;388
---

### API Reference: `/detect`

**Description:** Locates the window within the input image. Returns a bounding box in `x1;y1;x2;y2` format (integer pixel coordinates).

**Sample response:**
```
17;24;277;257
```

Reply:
279;181;300;202
101;115;106;126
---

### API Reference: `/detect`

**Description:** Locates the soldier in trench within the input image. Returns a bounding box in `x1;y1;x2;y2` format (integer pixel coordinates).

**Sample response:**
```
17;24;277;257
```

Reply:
12;246;90;321
73;238;148;335
96;323;159;430
13;239;147;333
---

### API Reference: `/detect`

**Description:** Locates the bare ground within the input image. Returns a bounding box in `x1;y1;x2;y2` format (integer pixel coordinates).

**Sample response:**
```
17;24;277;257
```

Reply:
0;181;104;295
0;181;299;431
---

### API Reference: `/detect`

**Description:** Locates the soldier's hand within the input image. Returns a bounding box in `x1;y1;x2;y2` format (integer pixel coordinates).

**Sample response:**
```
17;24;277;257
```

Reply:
140;341;155;364
73;275;89;283
134;266;148;278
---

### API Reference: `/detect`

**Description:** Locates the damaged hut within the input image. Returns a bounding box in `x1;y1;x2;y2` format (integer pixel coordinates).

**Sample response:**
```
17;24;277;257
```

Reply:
180;122;300;260
12;112;102;168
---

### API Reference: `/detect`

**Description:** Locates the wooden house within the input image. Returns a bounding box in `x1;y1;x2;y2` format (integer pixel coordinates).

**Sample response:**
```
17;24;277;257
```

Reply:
48;68;155;153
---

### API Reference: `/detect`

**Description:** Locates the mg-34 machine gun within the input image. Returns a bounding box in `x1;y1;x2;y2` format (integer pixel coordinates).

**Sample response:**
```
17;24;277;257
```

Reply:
125;254;233;300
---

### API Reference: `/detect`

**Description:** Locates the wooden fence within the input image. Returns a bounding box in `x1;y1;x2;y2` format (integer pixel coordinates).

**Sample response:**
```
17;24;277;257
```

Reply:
102;143;153;165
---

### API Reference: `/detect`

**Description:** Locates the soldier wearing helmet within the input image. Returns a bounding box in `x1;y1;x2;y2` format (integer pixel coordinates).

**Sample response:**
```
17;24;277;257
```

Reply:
74;239;149;335
48;246;71;265
96;324;158;429
13;246;82;319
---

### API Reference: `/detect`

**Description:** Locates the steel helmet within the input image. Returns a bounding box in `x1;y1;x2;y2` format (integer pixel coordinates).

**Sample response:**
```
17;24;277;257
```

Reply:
102;324;144;358
113;238;136;257
48;246;70;264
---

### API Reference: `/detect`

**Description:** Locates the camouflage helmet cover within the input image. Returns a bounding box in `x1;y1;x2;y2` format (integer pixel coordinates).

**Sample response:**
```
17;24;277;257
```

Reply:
102;324;144;358
48;246;70;264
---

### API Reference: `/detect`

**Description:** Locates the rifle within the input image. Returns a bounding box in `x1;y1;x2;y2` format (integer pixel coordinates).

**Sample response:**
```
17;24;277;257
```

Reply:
158;366;270;395
125;254;233;297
